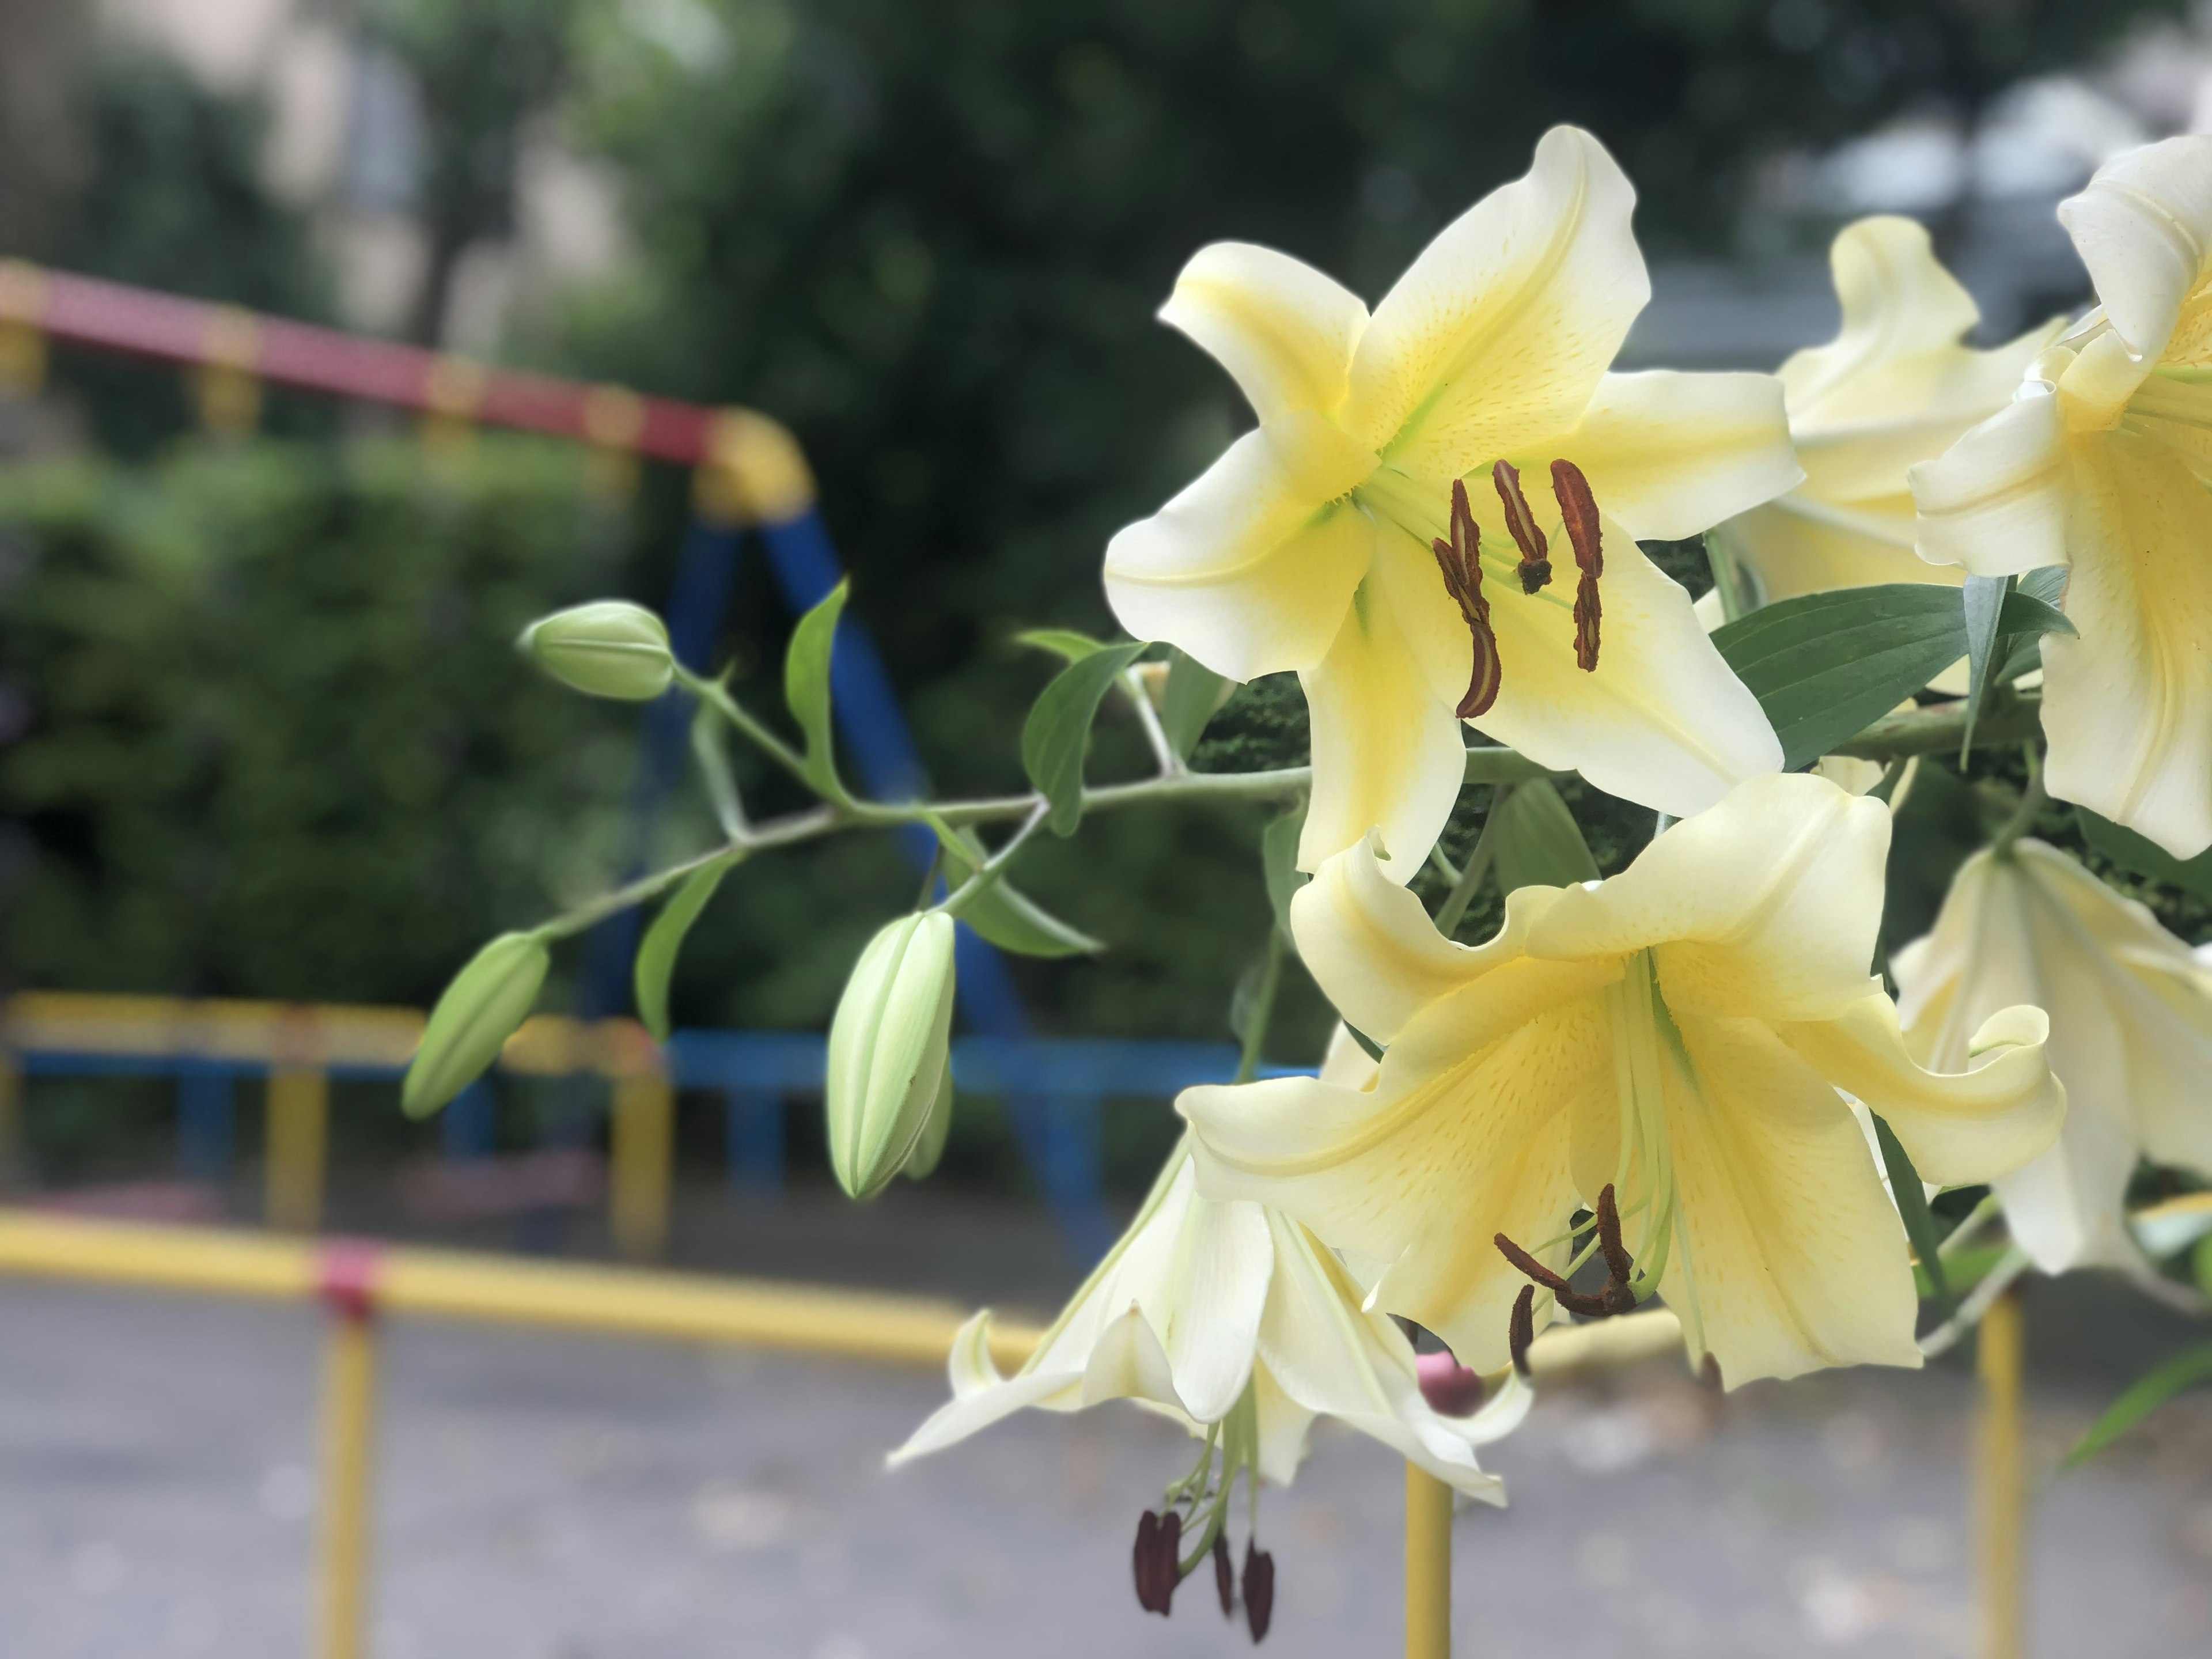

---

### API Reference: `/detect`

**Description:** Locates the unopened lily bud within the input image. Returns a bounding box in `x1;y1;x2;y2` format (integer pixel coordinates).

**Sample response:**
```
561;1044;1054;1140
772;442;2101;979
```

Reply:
403;931;548;1118
825;912;958;1199
902;1051;955;1183
517;601;674;700
1415;1350;1486;1417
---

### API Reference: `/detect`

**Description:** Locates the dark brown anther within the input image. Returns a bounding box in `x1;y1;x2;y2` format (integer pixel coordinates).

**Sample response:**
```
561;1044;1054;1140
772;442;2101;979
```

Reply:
1416;1350;1486;1416
1493;460;1552;596
1242;1541;1275;1643
1551;460;1603;672
1431;478;1502;718
1497;1207;1638;1319
1509;1284;1536;1377
1594;1184;1634;1287
1214;1530;1234;1617
1133;1509;1181;1616
1493;1232;1608;1316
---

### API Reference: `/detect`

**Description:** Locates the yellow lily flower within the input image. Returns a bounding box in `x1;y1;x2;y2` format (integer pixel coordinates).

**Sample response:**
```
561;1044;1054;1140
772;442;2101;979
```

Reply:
1179;774;2065;1388
888;1138;1531;1499
1711;216;2061;605
1104;126;1798;880
1893;838;2212;1273
1911;136;2212;858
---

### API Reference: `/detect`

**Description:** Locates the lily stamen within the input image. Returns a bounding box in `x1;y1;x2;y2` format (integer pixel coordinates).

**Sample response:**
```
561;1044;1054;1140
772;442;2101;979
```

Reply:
1495;1181;1640;1369
1492;459;1554;594
1431;478;1503;718
1552;458;1603;671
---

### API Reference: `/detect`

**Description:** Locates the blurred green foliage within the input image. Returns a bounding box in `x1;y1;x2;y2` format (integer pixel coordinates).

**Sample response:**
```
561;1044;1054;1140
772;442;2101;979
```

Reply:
0;438;643;1003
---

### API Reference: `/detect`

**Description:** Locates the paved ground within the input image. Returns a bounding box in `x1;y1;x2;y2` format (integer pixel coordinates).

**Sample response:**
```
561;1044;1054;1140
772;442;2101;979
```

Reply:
2;1185;2211;1657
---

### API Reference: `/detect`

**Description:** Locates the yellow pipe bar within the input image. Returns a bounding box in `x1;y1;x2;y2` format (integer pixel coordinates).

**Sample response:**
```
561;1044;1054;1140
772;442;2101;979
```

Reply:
266;1069;329;1233
1404;1463;1453;1658
1976;1290;2025;1659
609;1075;673;1262
314;1309;378;1659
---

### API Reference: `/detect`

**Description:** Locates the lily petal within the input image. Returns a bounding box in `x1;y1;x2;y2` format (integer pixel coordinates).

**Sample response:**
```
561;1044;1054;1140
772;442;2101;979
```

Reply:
2039;427;2212;859
1470;527;1783;818
1160;241;1370;423
1103;411;1377;681
1554;370;1800;541
1181;972;1612;1373
1289;831;1544;1042
888;1312;1091;1465
1779;997;2064;1188
1296;579;1469;880
1343;126;1647;474
1529;772;1889;1023
1255;1211;1508;1501
2058;136;2212;365
1909;387;2070;577
1783;216;1983;414
1658;1009;1924;1384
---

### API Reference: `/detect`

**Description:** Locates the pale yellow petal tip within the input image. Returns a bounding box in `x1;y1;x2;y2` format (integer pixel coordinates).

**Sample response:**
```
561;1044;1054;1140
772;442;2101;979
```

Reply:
1965;1003;2051;1059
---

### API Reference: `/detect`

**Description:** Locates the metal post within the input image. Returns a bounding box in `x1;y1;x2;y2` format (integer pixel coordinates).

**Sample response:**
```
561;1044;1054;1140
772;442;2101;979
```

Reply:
724;1088;783;1197
610;1075;674;1261
0;1046;21;1192
1406;1461;1452;1658
265;1069;329;1233
1976;1290;2025;1659
177;1063;236;1187
313;1251;380;1659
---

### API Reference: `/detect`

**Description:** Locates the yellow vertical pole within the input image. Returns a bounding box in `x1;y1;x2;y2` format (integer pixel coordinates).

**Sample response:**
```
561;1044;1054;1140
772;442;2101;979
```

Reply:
0;1046;21;1192
313;1283;379;1659
266;1069;329;1233
1406;1462;1452;1659
609;1075;674;1262
1976;1290;2025;1659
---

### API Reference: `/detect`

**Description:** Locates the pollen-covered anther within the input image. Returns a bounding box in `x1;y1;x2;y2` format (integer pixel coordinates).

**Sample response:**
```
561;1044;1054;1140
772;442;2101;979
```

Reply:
1133;1509;1183;1616
1495;1180;1639;1336
1551;459;1603;672
1492;460;1552;594
1509;1284;1536;1377
1431;478;1502;719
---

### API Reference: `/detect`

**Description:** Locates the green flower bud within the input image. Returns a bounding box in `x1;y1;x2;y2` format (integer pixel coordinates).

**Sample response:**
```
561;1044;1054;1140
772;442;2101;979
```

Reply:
825;912;957;1199
518;601;675;700
903;1050;955;1183
403;931;549;1118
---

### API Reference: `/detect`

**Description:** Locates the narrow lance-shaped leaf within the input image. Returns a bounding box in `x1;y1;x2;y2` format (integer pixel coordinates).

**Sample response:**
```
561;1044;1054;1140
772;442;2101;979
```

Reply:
1260;800;1309;946
1870;1112;1953;1317
1013;627;1108;664
1957;573;2013;767
784;580;851;801
1161;647;1232;761
1022;641;1147;835
2077;806;2212;899
1713;585;1968;770
2065;1344;2212;1470
634;859;737;1042
924;817;1103;958
1487;778;1599;892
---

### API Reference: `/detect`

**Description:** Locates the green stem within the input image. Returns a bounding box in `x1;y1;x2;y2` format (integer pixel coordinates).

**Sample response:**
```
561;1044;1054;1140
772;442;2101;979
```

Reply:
934;802;1051;919
675;667;810;782
1990;747;2047;861
1830;695;2042;762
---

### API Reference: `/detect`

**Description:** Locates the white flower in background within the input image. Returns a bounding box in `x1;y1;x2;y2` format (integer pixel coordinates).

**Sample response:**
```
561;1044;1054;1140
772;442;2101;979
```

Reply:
1104;125;1796;882
889;1139;1530;1499
1180;774;2065;1389
1911;135;2212;858
1710;216;2061;606
1892;839;2212;1273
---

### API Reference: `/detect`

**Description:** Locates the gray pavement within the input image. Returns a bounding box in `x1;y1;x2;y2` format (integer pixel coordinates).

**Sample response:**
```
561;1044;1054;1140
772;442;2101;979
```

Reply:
2;1190;2211;1657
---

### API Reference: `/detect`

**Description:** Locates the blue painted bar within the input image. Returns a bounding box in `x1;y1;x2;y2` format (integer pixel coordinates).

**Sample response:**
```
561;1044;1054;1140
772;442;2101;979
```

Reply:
440;1080;498;1162
175;1062;235;1184
724;1088;785;1197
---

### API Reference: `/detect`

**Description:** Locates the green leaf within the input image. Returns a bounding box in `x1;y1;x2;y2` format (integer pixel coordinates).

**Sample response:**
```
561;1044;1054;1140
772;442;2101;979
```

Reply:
1915;1241;2010;1300
1343;1024;1385;1063
1261;800;1310;944
924;818;1103;957
1998;585;2074;638
1014;627;1108;664
783;580;851;800
1487;778;1599;892
1871;1112;1953;1317
2077;806;2212;897
2065;1344;2212;1470
1957;573;2013;767
1712;585;1967;770
2016;565;2069;610
1161;647;1231;760
1461;746;1555;785
1021;641;1147;835
634;860;734;1041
